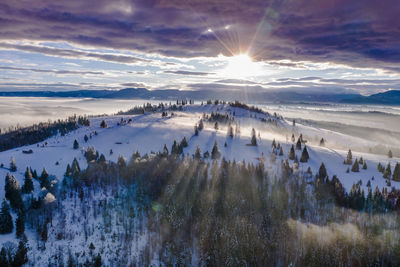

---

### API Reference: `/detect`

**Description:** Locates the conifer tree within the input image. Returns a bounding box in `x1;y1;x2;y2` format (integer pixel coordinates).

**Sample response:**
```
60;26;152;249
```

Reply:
0;248;8;266
22;167;34;194
318;162;327;178
15;209;25;238
194;125;199;136
198;119;204;131
71;158;80;178
388;150;393;158
98;154;106;164
117;155;126;169
40;168;49;188
279;146;284;156
5;173;23;210
228;125;234;138
211;141;220;160
300;146;309;162
10;157;16;172
171;140;179;155
359;157;363;164
383;162;392;179
162;144;169;157
73;139;79;149
352;158;360;172
214;122;219;130
180;137;188;148
100;120;107;128
194;146;202;159
393;163;400;181
295;138;302;150
319;138;325;146
362;161;367;170
271;139;276;149
291;134;295;143
13;240;28;266
84;134;89;142
345;149;353;165
0;199;13;234
250;128;257;146
288;145;295;160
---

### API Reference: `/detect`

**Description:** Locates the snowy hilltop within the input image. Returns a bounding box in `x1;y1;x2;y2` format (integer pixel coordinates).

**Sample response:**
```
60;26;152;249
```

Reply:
0;101;399;266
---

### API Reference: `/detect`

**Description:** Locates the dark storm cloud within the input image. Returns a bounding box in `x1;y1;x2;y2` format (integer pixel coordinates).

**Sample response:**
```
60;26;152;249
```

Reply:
0;0;399;70
163;70;214;76
0;66;103;75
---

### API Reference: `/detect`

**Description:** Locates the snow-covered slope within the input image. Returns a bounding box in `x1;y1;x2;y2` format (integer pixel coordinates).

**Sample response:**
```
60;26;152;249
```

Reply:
1;102;399;265
0;103;397;199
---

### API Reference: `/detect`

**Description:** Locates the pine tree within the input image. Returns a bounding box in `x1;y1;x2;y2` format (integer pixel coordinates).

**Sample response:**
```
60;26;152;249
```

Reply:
300;146;309;162
388;150;393;158
13;240;28;266
214;122;219;130
279;146;284;156
84;134;89;142
180;137;188;148
98;154;106;164
228;125;234;138
21;167;34;194
211;141;220;160
171;140;179;155
10;157;16;172
5;173;23;210
319;138;325;146
362;161;367;170
198;119;204;131
194;125;199;136
117;156;126;169
0;247;8;267
100;120;107;128
0;199;13;234
162;144;169;157
250;128;257;146
194;146;202;159
15;210;25;238
291;134;295;143
359;157;363;165
345;149;353;165
271;139;276;149
93;253;102;267
318;162;327;178
73;139;79;149
351;158;360;172
383;163;392;179
40;168;49;189
72;158;80;176
393;163;400;181
295;138;302;150
288;145;295;160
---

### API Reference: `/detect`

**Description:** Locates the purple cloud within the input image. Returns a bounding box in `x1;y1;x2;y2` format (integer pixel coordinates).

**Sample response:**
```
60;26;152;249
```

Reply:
0;0;399;71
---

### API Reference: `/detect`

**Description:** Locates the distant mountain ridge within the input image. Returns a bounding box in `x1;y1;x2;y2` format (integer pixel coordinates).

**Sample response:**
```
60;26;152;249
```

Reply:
0;88;399;104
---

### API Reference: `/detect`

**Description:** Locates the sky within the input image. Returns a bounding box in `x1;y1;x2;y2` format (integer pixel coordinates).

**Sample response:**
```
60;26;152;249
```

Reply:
0;0;399;95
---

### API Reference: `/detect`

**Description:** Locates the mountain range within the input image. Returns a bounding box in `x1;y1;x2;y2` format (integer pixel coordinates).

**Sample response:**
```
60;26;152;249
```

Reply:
0;88;399;105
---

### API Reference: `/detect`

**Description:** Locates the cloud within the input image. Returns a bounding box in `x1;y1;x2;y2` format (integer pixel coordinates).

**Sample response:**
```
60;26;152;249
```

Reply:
0;42;155;65
0;66;103;75
0;0;398;71
163;70;214;76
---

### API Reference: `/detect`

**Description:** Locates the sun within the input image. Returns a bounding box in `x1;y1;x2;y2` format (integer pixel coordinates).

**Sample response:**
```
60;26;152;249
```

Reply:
221;54;262;79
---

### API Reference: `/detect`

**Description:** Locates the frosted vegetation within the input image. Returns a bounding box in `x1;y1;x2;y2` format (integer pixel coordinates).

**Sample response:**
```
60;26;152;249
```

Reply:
0;100;399;266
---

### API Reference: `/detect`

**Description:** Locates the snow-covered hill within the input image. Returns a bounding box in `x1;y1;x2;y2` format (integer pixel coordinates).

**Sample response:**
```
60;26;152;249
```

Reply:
0;102;399;265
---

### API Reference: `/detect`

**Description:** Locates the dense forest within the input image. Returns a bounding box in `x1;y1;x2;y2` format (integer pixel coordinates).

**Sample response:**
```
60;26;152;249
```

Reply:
1;145;400;265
